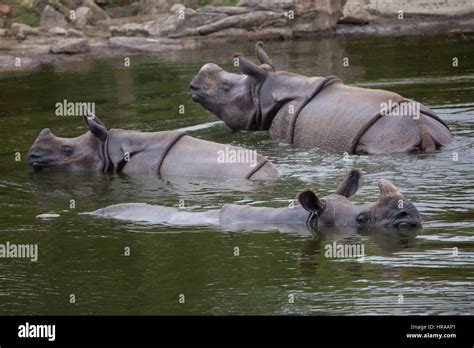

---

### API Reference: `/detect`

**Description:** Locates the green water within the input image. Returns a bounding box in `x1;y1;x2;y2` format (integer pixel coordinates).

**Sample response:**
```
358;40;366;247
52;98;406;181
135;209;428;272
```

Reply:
0;34;473;315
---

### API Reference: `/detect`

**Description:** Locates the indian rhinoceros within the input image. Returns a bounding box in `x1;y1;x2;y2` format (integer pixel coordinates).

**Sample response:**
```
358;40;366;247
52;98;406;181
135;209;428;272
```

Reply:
87;169;422;229
27;114;278;180
188;42;453;155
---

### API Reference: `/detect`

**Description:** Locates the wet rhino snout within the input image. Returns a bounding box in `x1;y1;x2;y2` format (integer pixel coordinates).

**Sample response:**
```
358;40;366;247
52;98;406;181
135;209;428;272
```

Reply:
188;81;204;101
27;150;41;165
188;83;199;94
27;146;55;169
28;147;47;161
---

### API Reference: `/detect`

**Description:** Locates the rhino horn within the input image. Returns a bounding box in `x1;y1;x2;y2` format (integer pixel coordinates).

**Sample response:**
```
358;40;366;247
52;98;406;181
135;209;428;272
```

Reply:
234;53;268;82
255;41;275;72
378;179;402;198
83;112;108;141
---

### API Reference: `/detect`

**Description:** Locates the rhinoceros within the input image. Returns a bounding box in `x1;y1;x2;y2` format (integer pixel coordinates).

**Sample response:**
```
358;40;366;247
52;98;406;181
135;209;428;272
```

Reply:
87;169;422;229
27;114;278;180
189;42;453;155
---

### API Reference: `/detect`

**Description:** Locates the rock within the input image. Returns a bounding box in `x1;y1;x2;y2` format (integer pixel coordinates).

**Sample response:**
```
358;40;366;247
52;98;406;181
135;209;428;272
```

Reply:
122;2;342;39
0;28;6;36
346;0;474;18
50;38;90;53
170;4;185;14
195;6;252;15
0;55;40;71
60;0;83;10
239;0;343;35
0;15;5;29
208;26;292;40
195;11;270;36
73;7;93;28
340;0;370;25
0;3;11;16
145;7;226;37
40;5;67;28
11;23;41;40
338;16;369;25
66;28;84;37
109;36;196;52
140;0;170;15
20;0;33;8
238;0;293;11
48;26;67;36
82;0;110;23
110;22;150;37
107;2;141;18
140;0;200;15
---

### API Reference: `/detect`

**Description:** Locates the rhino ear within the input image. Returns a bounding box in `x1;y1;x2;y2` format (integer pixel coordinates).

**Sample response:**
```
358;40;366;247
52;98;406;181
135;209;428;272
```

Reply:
255;42;275;72
83;112;108;141
298;190;325;215
234;54;268;82
378;179;402;198
335;168;361;198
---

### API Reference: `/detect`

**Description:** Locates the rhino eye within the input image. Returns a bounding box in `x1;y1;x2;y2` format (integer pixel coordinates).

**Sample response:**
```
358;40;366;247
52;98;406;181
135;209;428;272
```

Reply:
61;145;74;157
218;85;230;97
357;212;370;225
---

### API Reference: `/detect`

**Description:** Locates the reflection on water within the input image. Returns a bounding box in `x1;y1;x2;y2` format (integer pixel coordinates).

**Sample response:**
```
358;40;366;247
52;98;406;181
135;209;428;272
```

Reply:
0;33;473;315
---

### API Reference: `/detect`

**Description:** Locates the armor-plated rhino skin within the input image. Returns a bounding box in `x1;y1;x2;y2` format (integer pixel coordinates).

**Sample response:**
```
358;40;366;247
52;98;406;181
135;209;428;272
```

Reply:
87;169;422;229
27;114;278;180
188;42;453;155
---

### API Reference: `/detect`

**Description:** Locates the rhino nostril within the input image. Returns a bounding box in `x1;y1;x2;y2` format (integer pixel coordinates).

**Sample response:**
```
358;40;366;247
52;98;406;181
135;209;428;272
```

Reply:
188;85;202;100
28;151;43;161
28;147;49;159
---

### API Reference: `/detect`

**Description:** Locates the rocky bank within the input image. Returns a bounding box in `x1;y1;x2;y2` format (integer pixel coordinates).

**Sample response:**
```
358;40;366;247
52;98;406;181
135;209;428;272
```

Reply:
0;0;473;71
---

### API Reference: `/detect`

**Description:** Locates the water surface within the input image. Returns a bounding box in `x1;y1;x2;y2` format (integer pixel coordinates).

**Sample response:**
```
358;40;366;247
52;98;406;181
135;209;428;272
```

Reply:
0;33;473;315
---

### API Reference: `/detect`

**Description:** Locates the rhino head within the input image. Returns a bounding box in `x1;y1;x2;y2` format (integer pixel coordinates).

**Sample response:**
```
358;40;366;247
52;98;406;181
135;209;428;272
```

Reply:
27;114;109;171
297;169;422;228
189;42;295;130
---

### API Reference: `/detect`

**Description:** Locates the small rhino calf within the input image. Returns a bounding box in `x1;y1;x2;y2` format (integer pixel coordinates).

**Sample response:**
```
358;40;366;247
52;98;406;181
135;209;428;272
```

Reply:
88;169;422;230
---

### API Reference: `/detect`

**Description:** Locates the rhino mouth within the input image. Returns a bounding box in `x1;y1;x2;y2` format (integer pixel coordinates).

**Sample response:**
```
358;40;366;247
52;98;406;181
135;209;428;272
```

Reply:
28;160;52;169
392;218;421;228
27;154;53;169
188;85;205;103
189;93;203;102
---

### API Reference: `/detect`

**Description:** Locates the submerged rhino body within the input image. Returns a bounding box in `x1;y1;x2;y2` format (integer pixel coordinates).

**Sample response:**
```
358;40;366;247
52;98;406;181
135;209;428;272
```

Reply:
88;169;422;230
27;114;278;180
189;42;453;155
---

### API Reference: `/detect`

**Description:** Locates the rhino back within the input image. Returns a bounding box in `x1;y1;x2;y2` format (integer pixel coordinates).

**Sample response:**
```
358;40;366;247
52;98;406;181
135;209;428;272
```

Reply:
161;136;278;179
88;203;220;225
292;82;406;152
107;129;183;173
355;112;452;154
107;129;278;179
219;204;308;225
